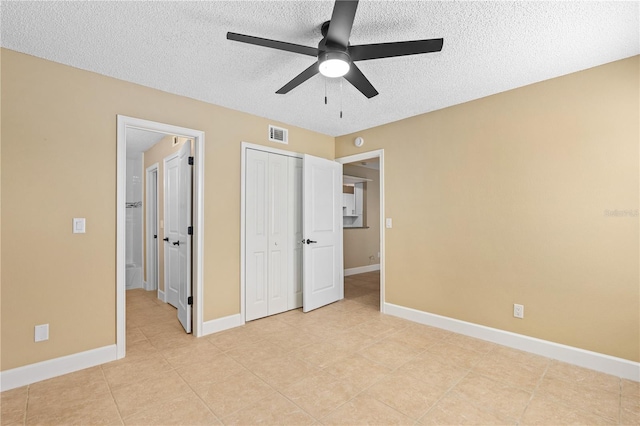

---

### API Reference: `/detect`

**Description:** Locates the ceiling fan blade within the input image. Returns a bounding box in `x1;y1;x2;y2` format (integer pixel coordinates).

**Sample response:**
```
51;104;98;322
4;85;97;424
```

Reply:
325;0;359;48
227;32;317;57
343;63;378;98
350;38;443;61
276;62;320;94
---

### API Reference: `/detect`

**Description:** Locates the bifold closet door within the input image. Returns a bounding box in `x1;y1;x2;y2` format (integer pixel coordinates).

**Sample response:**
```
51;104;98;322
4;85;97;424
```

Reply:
245;149;293;321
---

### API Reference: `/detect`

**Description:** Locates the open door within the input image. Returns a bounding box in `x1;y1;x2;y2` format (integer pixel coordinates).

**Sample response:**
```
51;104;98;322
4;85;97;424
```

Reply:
177;142;193;333
302;154;343;312
165;141;192;333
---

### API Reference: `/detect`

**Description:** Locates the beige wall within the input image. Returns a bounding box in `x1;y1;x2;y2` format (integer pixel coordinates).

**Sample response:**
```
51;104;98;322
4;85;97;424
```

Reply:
0;49;334;370
343;164;380;269
336;56;640;362
141;135;187;291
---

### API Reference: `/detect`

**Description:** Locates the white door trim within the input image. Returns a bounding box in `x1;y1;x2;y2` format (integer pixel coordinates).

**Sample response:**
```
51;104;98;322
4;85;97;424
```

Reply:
240;142;303;323
117;115;205;360
145;163;159;292
336;150;385;313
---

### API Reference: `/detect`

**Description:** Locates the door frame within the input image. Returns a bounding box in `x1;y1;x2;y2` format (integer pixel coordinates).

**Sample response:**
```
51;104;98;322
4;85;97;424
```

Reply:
145;163;159;294
240;142;304;323
336;150;385;313
117;115;205;359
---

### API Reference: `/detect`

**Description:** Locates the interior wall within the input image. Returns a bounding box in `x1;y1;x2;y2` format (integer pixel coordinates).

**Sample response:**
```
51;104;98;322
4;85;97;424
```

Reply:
0;48;334;371
336;56;640;362
343;164;380;270
142;135;186;293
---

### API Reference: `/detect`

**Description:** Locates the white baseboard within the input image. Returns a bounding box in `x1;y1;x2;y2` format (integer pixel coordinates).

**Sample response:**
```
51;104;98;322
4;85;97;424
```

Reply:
345;264;380;276
158;289;166;302
202;314;244;336
143;280;154;291
0;345;117;392
384;303;639;382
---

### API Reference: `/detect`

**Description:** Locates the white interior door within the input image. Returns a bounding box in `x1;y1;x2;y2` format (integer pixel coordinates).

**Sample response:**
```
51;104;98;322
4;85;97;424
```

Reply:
302;154;343;312
164;154;180;308
177;142;192;333
163;142;192;332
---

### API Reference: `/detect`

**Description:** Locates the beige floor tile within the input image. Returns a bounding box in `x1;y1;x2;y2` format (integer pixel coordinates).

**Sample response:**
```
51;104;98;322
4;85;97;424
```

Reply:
321;395;414;425
27;395;122;426
396;352;469;387
520;396;615;425
102;353;173;390
281;371;360;419
126;327;148;344
122;393;219;425
245;315;298;334
331;329;378;353
323;353;392;391
472;346;549;390
423;340;486;369
365;372;448;420
382;326;442;351
419;392;515;425
352;318;399;338
160;339;222;368
622;378;640;398
444;333;497;354
147;330;199;350
176;353;247;394
294;340;354;369
451;372;532;420
536;375;620;422
251;355;321;390
206;325;265;350
111;370;194;418
137;320;184;339
357;339;422;370
27;367;113;417
225;340;291;368
196;370;275;418
123;338;160;359
222;393;315;425
264;326;325;353
1;386;28;425
621;395;640;426
545;360;621;394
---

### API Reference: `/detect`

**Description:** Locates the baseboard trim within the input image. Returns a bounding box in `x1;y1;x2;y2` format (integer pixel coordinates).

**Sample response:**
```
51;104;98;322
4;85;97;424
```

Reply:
202;314;244;336
384;303;640;382
0;345;117;392
158;289;166;303
345;264;380;276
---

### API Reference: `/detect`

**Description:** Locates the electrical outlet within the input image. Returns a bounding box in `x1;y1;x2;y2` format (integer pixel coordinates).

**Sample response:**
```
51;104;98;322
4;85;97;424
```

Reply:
35;324;49;342
513;304;524;319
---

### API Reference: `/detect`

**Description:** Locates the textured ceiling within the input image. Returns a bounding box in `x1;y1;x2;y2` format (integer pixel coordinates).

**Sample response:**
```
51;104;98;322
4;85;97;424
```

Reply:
2;1;638;136
126;128;167;155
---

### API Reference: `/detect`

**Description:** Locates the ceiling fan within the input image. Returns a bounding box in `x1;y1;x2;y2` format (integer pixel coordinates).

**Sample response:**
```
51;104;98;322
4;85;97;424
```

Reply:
227;0;443;99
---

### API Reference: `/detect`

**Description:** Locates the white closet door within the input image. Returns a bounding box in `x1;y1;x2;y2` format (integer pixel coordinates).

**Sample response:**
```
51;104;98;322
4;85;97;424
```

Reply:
164;153;180;308
245;149;269;321
267;153;289;315
288;157;303;310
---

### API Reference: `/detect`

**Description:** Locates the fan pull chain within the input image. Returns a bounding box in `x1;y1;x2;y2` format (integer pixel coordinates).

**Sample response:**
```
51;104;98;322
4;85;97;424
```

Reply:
340;79;343;119
324;79;327;105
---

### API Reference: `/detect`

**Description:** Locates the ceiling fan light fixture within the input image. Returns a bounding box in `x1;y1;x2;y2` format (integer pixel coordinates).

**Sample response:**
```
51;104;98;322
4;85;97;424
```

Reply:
318;51;350;78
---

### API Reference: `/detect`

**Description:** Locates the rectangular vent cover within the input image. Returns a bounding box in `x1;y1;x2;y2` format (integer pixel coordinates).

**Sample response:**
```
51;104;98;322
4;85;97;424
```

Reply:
269;125;288;144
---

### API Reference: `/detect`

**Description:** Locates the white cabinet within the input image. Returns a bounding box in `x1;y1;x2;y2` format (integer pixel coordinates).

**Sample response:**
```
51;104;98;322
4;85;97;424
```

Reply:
245;149;302;321
343;175;371;228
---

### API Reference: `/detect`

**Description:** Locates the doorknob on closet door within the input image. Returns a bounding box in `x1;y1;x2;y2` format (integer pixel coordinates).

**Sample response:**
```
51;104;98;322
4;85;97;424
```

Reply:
172;241;180;246
163;237;169;242
303;239;317;244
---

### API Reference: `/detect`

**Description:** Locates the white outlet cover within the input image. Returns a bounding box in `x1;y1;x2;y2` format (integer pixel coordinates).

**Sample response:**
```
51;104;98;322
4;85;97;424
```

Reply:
73;218;86;234
513;304;524;319
35;324;49;342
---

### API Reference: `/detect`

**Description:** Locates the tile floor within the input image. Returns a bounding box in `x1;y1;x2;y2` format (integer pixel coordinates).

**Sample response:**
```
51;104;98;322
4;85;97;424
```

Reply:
2;272;638;425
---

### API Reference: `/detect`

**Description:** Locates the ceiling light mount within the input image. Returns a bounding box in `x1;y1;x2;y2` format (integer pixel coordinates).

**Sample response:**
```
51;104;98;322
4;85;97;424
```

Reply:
318;51;351;78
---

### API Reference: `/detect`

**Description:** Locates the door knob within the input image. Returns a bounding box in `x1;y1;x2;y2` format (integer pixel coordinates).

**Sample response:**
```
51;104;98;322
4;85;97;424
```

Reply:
304;239;317;244
172;241;180;246
163;237;169;242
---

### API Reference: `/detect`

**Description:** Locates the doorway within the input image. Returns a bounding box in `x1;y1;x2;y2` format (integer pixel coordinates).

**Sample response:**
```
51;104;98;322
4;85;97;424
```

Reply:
116;115;205;359
336;150;385;313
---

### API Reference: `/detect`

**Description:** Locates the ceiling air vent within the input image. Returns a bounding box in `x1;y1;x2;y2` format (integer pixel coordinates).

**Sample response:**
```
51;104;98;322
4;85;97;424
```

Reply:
268;125;288;144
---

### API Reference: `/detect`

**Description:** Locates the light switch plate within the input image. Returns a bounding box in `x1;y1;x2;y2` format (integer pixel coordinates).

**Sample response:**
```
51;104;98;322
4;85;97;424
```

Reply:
73;218;86;234
385;218;393;228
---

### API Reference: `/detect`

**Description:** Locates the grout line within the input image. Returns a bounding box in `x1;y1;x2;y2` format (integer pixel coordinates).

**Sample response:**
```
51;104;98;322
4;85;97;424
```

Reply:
99;364;125;426
22;385;30;426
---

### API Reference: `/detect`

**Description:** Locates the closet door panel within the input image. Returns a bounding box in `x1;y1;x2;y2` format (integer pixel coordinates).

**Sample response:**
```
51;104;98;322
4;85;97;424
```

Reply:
245;149;269;321
267;154;289;315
